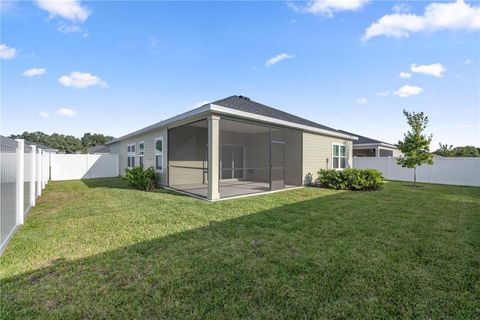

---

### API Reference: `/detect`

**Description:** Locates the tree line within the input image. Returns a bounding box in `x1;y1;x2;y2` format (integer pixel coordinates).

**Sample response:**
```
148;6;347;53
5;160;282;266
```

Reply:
433;144;480;157
9;132;114;154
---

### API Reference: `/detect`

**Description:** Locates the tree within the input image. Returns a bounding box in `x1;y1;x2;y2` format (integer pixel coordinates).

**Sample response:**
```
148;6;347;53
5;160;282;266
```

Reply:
434;142;454;157
433;144;480;157
9;131;114;154
396;110;433;186
81;133;114;148
452;146;480;157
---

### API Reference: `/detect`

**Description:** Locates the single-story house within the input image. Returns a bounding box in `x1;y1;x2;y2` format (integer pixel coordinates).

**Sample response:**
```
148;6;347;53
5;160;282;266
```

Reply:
107;95;358;200
338;130;401;157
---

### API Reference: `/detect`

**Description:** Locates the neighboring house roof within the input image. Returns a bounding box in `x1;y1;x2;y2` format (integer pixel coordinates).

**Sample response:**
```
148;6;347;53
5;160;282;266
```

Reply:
88;144;109;154
338;130;397;149
108;95;357;145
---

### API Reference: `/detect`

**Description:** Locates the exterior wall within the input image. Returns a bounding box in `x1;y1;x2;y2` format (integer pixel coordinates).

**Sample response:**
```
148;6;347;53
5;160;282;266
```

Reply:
302;132;353;184
108;128;168;185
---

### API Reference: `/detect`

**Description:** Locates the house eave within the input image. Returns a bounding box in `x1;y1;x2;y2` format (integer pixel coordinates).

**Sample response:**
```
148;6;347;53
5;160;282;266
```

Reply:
107;103;357;145
353;143;397;149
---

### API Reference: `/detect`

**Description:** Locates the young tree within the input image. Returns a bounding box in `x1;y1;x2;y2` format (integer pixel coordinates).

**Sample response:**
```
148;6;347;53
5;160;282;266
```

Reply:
396;110;433;186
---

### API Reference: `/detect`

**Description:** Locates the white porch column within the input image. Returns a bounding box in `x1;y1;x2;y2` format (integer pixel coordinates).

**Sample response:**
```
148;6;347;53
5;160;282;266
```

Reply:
376;146;381;158
37;149;42;196
207;115;220;200
30;145;36;206
15;139;24;225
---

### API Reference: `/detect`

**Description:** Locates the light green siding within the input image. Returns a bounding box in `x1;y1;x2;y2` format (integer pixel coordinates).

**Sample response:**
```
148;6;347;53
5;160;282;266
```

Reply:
108;128;168;185
302;132;353;184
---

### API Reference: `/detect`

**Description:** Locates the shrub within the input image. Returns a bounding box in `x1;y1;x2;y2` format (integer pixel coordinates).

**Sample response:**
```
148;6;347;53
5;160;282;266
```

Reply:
125;167;159;191
317;168;383;191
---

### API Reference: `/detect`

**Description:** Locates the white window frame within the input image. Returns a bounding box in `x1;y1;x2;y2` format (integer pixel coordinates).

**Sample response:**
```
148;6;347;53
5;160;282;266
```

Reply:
154;137;163;173
332;143;347;170
138;141;145;168
127;143;136;168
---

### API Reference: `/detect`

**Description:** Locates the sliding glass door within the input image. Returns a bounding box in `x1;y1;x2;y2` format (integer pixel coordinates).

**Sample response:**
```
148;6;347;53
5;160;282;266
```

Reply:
221;145;245;180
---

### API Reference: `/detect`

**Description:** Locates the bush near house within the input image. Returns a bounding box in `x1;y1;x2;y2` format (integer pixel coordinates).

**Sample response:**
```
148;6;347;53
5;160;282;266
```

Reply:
317;168;383;191
125;167;159;191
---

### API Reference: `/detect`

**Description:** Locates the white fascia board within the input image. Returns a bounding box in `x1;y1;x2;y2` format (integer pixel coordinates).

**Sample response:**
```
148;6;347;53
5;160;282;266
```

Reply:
354;143;397;149
209;104;357;140
107;104;211;145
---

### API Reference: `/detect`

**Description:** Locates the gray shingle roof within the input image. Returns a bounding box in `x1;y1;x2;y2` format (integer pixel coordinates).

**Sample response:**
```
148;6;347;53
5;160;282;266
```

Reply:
338;130;395;146
213;95;342;133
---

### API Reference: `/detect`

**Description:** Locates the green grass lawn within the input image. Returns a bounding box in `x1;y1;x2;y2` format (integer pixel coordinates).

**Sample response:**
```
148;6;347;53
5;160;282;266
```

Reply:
1;178;479;319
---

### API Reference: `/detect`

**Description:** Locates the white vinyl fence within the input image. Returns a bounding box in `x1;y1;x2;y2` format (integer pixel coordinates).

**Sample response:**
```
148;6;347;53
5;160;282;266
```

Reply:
0;136;51;254
353;157;480;187
50;154;119;181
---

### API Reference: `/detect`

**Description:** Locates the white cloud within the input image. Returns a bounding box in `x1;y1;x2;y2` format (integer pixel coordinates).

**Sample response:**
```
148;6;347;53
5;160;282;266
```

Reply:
192;101;210;109
357;97;368;104
37;111;50;119
394;85;423;97
399;71;412;79
363;0;480;41
0;43;17;59
265;53;294;67
22;68;46;77
376;91;390;97
55;108;77;117
57;22;89;37
291;0;369;17
464;58;475;64
392;3;411;14
58;72;107;89
411;63;446;77
36;0;90;22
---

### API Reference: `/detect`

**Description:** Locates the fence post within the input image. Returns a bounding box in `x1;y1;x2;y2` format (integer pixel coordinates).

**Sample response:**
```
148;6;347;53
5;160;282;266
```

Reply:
41;151;45;189
15;139;25;225
30;145;36;206
37;149;42;196
46;152;50;184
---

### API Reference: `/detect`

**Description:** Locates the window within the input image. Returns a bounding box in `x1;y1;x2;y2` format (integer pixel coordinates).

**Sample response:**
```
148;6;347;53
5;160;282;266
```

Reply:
154;137;163;172
127;144;135;168
138;141;145;168
332;143;346;169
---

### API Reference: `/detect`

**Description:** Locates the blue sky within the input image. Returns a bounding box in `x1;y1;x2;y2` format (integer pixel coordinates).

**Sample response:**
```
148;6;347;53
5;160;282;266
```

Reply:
1;0;479;147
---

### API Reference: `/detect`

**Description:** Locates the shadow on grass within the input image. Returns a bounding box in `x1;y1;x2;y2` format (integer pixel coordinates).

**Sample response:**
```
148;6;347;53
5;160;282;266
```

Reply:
2;186;479;319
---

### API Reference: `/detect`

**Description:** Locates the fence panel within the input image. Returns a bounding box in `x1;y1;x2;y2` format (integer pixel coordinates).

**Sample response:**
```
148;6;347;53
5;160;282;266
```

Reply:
0;136;51;254
353;157;480;187
50;154;119;181
1;137;18;251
